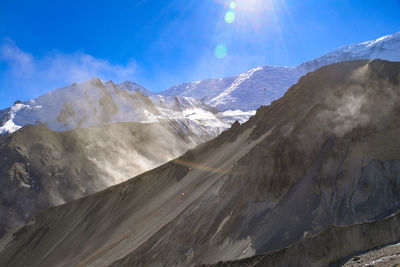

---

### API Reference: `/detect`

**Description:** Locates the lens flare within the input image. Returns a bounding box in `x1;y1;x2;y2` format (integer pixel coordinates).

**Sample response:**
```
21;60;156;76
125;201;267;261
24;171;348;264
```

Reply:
229;2;236;9
215;44;227;58
225;10;236;23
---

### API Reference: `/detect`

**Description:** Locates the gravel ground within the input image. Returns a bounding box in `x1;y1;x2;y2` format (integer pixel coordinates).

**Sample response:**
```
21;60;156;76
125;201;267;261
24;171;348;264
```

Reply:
342;243;400;267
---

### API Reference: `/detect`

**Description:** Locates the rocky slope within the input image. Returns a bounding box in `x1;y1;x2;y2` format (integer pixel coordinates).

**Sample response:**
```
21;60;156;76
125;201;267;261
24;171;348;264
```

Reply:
340;242;400;267
1;60;400;266
0;119;206;236
204;210;400;267
160;32;400;111
0;66;253;238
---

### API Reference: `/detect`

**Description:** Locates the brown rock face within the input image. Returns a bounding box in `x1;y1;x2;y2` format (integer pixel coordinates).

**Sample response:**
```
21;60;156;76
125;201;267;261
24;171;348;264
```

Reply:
1;60;400;267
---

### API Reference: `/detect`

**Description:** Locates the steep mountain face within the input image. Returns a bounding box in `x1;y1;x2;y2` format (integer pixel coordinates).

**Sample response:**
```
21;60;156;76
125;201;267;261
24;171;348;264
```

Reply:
206;66;300;112
160;66;300;112
0;78;230;137
0;119;205;235
2;60;400;266
160;32;400;111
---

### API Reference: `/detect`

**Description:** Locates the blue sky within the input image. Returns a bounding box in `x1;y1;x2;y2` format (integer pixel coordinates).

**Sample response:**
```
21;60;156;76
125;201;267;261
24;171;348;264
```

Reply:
0;0;399;109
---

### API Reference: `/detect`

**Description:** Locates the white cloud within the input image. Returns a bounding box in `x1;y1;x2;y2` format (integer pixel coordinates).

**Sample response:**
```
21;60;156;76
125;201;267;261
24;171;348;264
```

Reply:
0;40;137;97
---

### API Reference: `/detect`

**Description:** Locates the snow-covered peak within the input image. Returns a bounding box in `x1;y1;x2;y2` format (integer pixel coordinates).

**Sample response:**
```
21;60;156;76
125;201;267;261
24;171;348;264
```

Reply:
117;81;152;96
297;32;400;72
206;65;298;111
362;33;395;47
0;78;250;140
0;78;160;134
160;32;400;112
159;65;299;111
0;103;29;135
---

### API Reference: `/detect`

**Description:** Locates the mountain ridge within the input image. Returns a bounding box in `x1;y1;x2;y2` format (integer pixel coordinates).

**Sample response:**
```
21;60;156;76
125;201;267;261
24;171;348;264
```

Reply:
2;60;400;266
0;119;210;234
0;77;239;137
160;32;400;111
1;32;398;136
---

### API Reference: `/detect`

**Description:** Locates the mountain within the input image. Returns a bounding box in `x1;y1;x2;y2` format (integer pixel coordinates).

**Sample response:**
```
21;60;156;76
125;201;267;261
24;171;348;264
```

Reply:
0;78;231;137
298;32;400;72
160;32;400;111
160;66;300;112
2;60;400;266
0;119;208;236
3;32;398;134
0;72;255;236
0;78;243;234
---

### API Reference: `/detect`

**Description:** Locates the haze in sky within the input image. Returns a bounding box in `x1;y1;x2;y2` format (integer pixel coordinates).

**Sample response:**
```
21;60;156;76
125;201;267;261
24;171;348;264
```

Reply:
0;0;399;109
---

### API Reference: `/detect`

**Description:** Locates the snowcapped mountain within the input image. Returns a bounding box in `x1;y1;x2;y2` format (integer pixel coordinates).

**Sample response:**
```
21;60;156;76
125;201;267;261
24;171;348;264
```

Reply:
2;33;398;135
117;80;153;96
159;66;301;112
0;78;239;138
298;32;400;72
160;32;400;111
207;66;301;111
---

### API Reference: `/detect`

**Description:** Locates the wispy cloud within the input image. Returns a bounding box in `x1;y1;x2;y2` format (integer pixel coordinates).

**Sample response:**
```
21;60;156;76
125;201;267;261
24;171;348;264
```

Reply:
0;39;137;103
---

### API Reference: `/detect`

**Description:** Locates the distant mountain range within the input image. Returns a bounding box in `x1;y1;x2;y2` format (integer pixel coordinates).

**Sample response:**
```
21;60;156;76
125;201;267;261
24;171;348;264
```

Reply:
160;32;400;111
1;32;399;136
0;78;235;137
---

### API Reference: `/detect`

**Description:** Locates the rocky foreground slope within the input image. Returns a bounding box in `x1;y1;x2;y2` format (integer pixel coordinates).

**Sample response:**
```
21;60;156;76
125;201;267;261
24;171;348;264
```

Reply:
204;210;400;267
0;66;253;240
0;120;206;236
1;60;400;266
